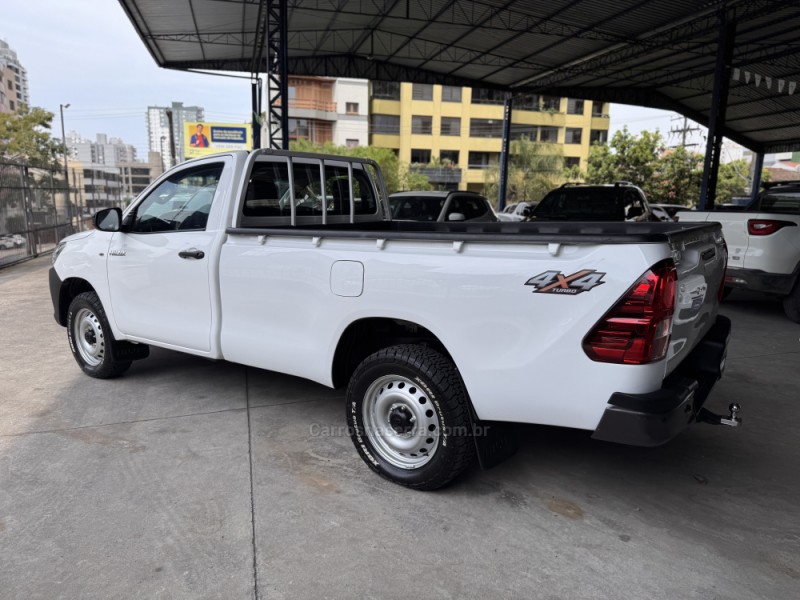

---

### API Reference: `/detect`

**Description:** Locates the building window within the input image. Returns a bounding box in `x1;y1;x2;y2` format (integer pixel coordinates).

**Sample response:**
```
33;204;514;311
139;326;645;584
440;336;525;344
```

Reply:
514;94;540;111
541;96;561;112
440;117;461;136
590;129;608;145
470;118;503;138
510;124;538;140
288;86;297;100
471;88;506;105
412;84;433;101
289;118;310;140
345;102;359;115
372;81;401;100
567;99;585;115
412;115;433;134
370;114;401;134
9;100;14;111
468;152;499;169
411;149;432;164
346;139;359;148
439;150;459;165
441;86;462;102
565;157;581;168
565;128;583;144
592;102;606;117
540;126;559;143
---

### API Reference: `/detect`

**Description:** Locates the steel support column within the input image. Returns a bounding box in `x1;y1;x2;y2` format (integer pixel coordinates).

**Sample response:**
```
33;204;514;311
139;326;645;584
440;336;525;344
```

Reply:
699;11;736;210
266;0;289;150
498;94;513;211
750;152;764;203
251;78;262;149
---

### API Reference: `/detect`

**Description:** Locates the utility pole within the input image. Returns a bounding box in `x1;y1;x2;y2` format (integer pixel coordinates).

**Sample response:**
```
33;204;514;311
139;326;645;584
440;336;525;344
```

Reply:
166;109;177;168
669;115;701;148
59;103;73;230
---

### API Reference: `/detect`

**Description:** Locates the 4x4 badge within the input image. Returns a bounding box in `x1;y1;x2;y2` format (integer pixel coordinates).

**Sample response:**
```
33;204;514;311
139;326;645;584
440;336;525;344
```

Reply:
525;270;606;295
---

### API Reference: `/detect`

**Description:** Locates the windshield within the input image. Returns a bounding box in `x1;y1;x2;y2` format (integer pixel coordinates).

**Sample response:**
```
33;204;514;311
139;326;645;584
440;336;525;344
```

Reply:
389;196;445;221
758;191;800;214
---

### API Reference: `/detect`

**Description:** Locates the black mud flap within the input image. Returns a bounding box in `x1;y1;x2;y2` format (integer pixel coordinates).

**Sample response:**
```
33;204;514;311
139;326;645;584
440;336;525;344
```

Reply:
473;421;519;469
113;341;150;361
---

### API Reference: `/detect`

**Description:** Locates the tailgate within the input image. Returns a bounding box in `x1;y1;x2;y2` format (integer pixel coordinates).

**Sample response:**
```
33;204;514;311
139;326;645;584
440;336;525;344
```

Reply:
666;223;726;375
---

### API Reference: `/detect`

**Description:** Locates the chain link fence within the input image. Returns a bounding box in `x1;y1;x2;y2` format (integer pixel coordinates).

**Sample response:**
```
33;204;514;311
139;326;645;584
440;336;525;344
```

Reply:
0;160;78;268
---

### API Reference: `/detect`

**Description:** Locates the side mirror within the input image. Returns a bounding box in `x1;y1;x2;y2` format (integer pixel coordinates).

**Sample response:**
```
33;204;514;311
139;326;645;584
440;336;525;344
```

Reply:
94;207;122;232
448;212;466;222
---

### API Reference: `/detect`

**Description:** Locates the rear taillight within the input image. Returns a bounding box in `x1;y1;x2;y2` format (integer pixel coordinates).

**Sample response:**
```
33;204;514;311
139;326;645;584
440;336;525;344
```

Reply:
583;259;677;365
747;219;797;235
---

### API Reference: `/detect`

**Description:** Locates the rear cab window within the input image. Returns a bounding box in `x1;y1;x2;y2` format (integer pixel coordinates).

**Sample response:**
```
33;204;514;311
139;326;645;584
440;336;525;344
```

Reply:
238;152;382;227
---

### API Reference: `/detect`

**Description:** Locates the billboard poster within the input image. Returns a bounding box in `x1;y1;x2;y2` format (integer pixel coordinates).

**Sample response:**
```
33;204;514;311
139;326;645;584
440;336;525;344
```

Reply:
184;122;252;158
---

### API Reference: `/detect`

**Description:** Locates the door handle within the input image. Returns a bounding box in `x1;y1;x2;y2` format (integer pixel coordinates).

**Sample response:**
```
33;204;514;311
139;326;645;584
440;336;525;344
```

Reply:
178;248;205;260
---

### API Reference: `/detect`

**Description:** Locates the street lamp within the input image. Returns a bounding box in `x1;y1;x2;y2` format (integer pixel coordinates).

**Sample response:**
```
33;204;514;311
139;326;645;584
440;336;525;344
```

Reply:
59;103;75;231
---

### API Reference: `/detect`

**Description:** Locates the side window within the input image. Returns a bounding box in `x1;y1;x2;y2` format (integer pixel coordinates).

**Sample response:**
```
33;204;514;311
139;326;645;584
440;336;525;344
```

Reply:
130;163;223;233
324;164;351;216
448;196;487;220
352;166;378;215
292;161;323;217
243;160;290;217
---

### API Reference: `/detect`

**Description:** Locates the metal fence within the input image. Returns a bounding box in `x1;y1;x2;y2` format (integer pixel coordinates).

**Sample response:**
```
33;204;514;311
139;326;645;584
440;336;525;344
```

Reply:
0;160;78;269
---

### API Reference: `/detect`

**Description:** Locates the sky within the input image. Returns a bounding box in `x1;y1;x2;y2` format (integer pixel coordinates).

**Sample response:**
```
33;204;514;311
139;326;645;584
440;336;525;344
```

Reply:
4;0;695;159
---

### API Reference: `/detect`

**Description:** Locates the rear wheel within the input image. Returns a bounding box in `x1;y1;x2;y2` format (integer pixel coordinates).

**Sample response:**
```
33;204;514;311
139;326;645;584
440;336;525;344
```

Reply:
67;292;132;378
783;282;800;323
346;344;476;490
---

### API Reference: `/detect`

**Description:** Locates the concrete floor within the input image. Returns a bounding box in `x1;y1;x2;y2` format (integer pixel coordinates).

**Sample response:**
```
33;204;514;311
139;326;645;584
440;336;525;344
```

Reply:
1;257;799;599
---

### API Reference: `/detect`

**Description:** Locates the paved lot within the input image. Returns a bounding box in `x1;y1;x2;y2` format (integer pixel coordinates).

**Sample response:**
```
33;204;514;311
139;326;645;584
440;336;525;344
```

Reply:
1;256;799;599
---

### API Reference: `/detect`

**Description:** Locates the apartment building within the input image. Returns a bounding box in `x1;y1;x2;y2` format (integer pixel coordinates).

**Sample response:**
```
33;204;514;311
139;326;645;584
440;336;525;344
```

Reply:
369;82;610;192
147;102;205;168
67;132;138;166
0;39;30;113
267;77;369;148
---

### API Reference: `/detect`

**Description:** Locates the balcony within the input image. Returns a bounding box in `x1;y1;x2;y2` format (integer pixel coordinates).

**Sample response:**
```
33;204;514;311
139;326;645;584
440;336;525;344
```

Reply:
275;98;338;121
410;167;463;184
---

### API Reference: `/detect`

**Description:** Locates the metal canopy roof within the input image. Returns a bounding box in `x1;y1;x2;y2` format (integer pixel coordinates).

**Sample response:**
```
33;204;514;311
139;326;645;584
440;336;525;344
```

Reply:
119;0;800;153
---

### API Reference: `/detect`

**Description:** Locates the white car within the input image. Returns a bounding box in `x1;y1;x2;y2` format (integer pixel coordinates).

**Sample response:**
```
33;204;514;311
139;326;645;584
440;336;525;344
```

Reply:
497;201;535;221
676;181;800;322
50;149;733;490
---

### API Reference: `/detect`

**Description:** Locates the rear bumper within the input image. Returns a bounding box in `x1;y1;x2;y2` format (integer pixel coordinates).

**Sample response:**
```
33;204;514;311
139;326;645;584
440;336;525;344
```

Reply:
591;314;731;447
724;267;797;295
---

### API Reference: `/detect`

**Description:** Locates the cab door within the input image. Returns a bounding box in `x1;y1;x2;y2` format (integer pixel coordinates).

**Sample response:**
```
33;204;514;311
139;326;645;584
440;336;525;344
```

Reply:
106;157;231;352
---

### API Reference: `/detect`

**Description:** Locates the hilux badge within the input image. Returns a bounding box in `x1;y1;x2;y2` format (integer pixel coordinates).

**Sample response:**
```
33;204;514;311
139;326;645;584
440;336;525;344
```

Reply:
525;270;606;295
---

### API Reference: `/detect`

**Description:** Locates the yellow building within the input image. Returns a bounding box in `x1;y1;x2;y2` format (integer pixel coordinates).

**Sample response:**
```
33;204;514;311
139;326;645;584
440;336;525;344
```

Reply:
369;82;610;194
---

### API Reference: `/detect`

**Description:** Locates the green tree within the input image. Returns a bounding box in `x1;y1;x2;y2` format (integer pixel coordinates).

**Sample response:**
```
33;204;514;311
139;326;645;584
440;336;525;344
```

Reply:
586;127;664;189
0;105;65;168
647;145;703;206
485;136;564;204
289;139;428;193
715;159;763;204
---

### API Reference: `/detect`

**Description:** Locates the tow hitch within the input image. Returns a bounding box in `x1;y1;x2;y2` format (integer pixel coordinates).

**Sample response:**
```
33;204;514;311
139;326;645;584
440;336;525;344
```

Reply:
698;403;742;427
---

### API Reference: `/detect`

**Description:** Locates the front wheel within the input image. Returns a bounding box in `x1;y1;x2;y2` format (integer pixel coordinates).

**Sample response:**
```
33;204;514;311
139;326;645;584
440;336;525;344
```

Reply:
346;344;476;490
67;291;132;378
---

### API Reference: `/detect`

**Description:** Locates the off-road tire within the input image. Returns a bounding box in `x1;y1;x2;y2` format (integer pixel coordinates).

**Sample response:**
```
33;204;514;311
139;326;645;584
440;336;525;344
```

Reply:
783;282;800;323
67;291;132;378
346;344;476;490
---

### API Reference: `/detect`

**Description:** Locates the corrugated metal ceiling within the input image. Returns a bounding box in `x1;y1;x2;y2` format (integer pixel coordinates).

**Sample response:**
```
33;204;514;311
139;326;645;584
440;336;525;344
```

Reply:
118;0;800;152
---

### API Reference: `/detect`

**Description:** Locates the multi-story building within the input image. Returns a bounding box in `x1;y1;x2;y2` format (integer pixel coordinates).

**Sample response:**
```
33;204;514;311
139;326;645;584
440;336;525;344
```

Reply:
67;132;138;167
369;82;610;192
147;102;205;168
0;39;30;113
266;77;369;148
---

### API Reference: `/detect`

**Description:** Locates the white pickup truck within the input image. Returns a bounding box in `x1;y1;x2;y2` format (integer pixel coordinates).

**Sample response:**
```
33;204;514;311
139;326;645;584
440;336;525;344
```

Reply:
676;181;800;322
50;150;735;490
